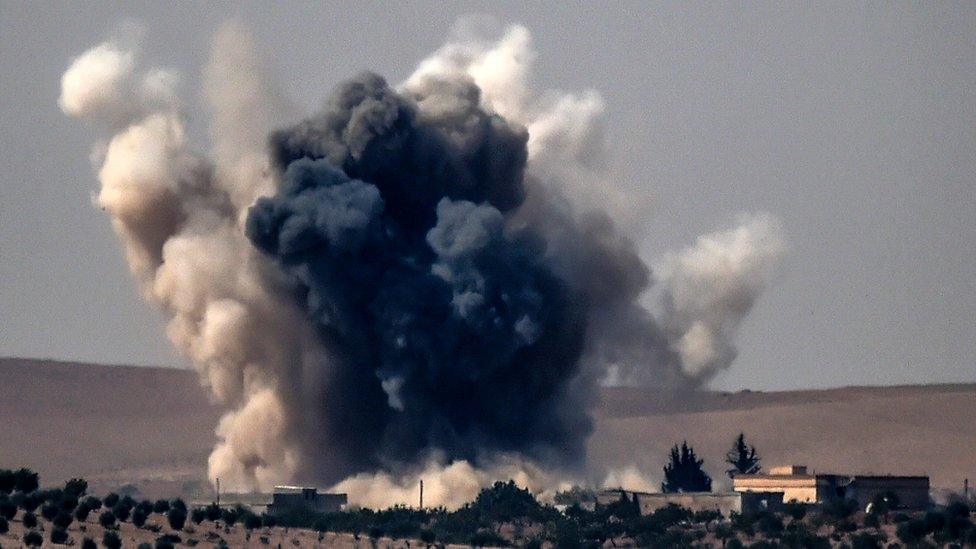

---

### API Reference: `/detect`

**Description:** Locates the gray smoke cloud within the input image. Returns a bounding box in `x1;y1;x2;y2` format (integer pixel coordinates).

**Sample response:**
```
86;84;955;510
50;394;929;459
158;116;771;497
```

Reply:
60;20;785;500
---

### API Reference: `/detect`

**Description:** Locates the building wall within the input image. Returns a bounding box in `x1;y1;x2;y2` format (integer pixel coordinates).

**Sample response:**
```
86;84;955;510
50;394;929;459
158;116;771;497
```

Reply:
848;476;930;510
733;476;820;503
597;490;743;517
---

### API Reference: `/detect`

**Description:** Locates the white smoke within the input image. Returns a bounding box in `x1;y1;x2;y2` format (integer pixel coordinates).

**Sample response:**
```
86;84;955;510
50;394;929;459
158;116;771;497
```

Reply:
62;20;785;499
656;214;787;379
332;454;574;511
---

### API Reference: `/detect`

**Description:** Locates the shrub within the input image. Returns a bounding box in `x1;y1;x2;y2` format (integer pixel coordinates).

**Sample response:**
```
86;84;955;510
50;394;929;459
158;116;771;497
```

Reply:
13;469;39;493
64;478;88;499
41;501;60;521
136;500;153;515
138;543;152;549
155;537;175;549
132;508;148;528
51;526;69;544
113;502;131;522
168;506;187;530
220;507;239;525
190;507;206;524
75;503;91;522
420;529;436;544
83;496;102;511
170;498;187;512
0;470;15;494
784;501;807;523
103;530;122;549
153;499;171;514
0;499;16;520
896;518;927;545
0;516;7;534
19;491;42;512
757;512;784;538
102;493;119;508
99;510;117;528
23;530;43;547
54;511;73;529
261;513;277;528
244;513;262;530
850;531;886;549
81;537;97;549
23;511;38;528
204;503;221;522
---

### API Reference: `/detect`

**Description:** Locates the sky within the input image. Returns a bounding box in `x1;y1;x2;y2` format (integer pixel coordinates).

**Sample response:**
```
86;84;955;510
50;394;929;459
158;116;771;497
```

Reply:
1;1;974;391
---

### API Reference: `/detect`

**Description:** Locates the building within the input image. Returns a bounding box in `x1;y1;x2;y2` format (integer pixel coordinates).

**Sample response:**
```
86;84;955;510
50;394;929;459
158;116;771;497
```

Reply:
266;486;348;516
732;465;929;510
596;490;780;517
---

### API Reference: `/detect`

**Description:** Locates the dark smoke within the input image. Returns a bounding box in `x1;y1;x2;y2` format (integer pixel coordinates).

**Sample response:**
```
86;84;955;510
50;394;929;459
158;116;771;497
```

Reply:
246;73;592;472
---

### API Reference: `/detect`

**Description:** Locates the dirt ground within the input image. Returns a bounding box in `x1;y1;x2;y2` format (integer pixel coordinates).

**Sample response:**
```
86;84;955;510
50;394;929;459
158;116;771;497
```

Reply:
0;357;973;499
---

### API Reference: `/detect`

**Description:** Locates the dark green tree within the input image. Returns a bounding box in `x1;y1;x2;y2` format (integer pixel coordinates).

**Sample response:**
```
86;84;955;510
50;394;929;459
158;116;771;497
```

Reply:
662;441;712;492
81;537;97;549
50;526;69;544
725;433;761;478
0;470;15;494
167;506;187;530
24;530;43;547
98;510;117;528
23;511;38;528
63;478;87;499
13;468;39;493
103;530;122;549
0;516;7;534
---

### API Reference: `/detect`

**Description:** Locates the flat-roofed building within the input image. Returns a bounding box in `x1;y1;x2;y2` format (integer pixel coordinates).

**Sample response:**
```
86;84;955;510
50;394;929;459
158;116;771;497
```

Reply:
733;465;929;510
266;486;347;516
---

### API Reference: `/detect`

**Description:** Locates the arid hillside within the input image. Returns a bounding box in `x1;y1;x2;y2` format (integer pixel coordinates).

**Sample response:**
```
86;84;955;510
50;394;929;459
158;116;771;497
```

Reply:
1;357;973;498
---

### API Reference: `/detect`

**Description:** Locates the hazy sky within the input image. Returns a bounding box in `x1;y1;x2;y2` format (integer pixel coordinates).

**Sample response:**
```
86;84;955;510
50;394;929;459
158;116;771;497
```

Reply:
1;1;974;391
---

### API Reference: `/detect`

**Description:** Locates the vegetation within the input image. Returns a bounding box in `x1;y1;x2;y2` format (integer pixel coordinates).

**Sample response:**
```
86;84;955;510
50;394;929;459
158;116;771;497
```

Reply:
662;441;713;492
23;530;43;547
103;530;122;549
725;433;761;477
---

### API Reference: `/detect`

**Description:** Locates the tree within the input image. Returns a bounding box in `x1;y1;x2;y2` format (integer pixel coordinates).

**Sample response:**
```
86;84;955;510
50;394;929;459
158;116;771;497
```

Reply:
41;502;59;521
153;499;170;514
102;493;119;508
725;433;761;478
784;501;807;523
75;503;91;522
244;513;262;530
132;508;148;528
99;510;117;528
53;511;73;529
0;516;8;534
51;525;70;544
24;530;44;547
167;506;187;530
662;441;712;493
113;502;131;522
13;468;39;493
103;530;122;549
23;511;38;528
0;498;17;520
64;478;88;499
81;537;97;549
0;470;15;494
190;507;206;524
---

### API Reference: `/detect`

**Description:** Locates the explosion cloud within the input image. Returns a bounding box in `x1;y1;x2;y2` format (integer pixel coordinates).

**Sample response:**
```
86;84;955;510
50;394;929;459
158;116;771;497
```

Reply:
60;20;785;503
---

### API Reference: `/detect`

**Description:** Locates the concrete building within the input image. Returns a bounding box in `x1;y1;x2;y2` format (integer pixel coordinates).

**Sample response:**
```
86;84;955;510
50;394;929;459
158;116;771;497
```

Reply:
266;486;347;516
733;465;929;510
596;490;781;516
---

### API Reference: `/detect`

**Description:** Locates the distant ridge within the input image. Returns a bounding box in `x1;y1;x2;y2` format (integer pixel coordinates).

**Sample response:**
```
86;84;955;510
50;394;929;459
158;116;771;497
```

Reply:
1;356;973;497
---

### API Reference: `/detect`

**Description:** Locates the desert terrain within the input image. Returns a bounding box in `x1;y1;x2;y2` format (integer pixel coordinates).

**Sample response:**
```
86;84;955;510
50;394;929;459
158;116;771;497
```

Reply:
1;357;973;499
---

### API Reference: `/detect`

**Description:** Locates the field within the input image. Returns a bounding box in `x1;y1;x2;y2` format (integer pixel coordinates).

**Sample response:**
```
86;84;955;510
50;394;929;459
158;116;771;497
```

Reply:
1;357;973;500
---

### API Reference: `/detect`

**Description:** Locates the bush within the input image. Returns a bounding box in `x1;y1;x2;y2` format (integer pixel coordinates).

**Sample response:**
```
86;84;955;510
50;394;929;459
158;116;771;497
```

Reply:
75;502;91;522
0;470;15;494
244;513;262;530
138;544;152;549
83;496;102;511
23;511;38;528
50;526;69;544
102;493;119;508
54;511;73;529
155;538;175;549
420;529;435;544
99;510;117;528
113;502;131;522
23;530;43;547
132;508;148;528
81;537;97;549
896;518;927;545
103;530;122;549
220;507;239;525
153;499;171;514
41;501;60;521
0;499;15;520
20;491;42;512
784;501;807;523
168;506;187;530
260;513;277;528
13;469;39;493
0;516;7;534
170;498;187;512
190;507;206;524
64;478;88;499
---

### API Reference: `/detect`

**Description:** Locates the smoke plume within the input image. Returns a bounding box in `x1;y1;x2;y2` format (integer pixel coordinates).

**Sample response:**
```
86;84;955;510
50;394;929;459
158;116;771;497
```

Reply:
60;20;785;498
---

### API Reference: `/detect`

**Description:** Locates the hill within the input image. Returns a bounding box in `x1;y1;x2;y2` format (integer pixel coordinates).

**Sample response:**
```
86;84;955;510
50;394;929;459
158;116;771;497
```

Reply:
0;357;972;498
